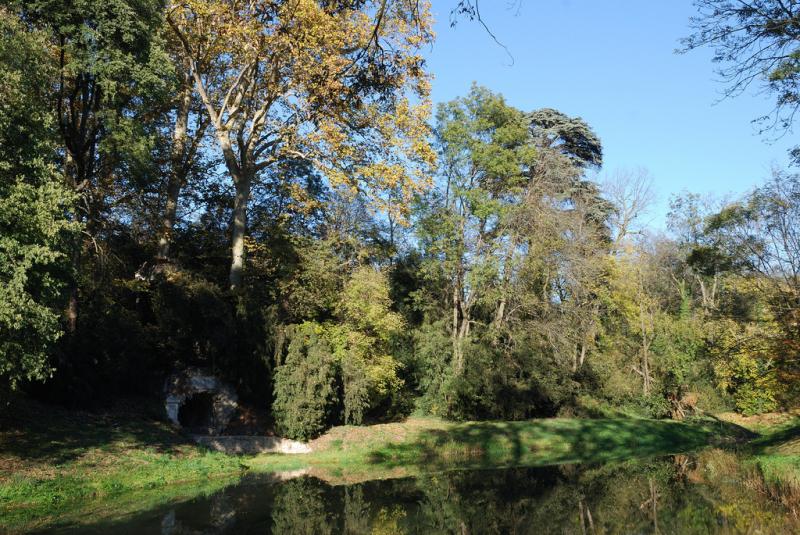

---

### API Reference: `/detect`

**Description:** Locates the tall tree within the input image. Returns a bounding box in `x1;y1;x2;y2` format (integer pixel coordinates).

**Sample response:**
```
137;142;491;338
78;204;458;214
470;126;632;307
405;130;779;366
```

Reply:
419;86;607;378
18;0;166;329
167;0;435;291
0;10;79;391
155;51;211;263
421;85;537;373
705;172;800;335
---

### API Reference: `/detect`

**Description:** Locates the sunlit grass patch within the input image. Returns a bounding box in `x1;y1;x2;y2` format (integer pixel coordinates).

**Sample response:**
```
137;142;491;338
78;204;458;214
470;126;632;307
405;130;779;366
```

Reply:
248;415;753;484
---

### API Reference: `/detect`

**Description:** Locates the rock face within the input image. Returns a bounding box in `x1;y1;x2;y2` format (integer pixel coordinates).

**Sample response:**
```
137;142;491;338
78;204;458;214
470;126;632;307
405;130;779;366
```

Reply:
164;368;238;435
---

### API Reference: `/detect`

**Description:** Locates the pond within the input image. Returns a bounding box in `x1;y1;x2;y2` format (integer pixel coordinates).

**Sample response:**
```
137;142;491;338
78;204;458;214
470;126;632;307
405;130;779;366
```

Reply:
33;449;798;534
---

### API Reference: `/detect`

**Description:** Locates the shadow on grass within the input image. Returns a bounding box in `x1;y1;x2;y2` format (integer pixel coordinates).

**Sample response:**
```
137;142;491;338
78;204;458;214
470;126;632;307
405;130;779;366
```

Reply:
0;397;189;467
367;417;755;471
749;419;800;454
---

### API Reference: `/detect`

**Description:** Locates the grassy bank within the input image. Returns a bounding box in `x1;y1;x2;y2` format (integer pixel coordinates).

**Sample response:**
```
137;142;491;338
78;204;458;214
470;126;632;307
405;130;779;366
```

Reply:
0;400;246;531
265;414;753;484
717;412;800;513
0;401;754;532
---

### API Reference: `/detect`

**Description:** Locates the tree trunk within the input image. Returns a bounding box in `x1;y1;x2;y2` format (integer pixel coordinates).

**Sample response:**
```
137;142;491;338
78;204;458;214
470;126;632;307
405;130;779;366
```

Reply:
493;238;516;329
642;340;651;396
649;478;660;534
640;304;652;396
493;297;506;327
454;296;472;375
229;169;252;292
63;151;79;334
66;279;78;334
156;74;192;261
452;283;463;375
213;129;252;293
573;342;588;373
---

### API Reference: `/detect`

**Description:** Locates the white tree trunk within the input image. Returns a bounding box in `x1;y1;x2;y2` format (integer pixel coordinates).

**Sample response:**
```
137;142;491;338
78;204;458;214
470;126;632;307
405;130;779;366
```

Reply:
157;75;191;261
229;170;251;292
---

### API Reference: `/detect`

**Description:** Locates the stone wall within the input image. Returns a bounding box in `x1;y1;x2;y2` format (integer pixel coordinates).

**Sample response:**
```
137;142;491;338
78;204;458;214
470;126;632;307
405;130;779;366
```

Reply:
192;435;312;454
164;368;238;435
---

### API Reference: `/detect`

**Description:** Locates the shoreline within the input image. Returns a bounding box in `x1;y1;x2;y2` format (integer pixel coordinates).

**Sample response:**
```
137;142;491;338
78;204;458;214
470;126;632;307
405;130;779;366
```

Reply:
0;409;765;532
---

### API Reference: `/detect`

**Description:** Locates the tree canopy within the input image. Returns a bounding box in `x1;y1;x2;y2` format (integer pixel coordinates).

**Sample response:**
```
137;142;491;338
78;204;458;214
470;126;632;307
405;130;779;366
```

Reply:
1;1;798;428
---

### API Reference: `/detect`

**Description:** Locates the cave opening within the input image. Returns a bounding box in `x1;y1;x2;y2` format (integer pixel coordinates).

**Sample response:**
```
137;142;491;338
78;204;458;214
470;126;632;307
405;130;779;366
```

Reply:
178;393;216;434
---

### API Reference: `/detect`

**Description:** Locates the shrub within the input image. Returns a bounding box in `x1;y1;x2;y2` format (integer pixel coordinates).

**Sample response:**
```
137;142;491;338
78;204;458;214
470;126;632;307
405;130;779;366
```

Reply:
709;318;782;415
272;322;340;440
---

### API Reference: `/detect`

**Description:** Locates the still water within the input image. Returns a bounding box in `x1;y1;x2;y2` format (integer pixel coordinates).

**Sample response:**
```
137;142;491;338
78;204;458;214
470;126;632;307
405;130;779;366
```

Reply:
37;449;798;534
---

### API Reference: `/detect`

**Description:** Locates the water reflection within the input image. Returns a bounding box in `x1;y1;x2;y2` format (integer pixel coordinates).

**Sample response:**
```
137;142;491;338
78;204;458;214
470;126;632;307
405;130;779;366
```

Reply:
46;449;799;534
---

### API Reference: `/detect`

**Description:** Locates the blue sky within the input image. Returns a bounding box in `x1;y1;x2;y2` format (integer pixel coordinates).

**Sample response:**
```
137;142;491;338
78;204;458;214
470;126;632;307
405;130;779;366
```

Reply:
425;0;796;227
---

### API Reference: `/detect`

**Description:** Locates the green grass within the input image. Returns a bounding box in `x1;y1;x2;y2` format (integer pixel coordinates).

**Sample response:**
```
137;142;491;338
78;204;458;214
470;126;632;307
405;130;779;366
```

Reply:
711;411;800;511
0;470;239;533
246;415;752;484
0;399;247;531
0;401;756;533
745;415;800;508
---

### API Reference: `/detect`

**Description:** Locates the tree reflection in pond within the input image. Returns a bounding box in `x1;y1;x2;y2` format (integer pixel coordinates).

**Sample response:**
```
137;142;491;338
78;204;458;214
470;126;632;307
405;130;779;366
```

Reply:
45;450;799;534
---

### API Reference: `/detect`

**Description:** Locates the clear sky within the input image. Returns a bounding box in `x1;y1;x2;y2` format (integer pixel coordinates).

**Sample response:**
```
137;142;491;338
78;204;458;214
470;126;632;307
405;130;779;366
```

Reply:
425;0;796;228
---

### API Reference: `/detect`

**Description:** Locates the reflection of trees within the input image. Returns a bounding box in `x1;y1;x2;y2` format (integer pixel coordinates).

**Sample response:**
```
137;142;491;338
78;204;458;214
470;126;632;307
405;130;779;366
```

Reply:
209;493;236;531
415;473;472;533
413;468;564;534
154;452;798;534
160;492;237;535
639;478;660;535
271;478;336;535
343;486;370;535
577;498;596;535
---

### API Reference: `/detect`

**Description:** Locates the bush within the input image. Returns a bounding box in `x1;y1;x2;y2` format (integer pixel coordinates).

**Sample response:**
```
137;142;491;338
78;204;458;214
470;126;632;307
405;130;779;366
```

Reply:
709;318;782;415
635;393;673;419
414;325;578;421
733;383;779;416
411;321;453;416
330;267;406;424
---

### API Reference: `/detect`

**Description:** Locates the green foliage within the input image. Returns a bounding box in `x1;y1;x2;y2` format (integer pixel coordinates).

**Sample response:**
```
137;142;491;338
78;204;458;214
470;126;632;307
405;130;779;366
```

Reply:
273;322;340;440
411;321;455;415
331;267;405;424
336;266;405;342
413;323;581;421
632;393;673;419
268;236;343;323
0;12;79;391
0;180;77;390
709;317;781;416
651;310;705;389
273;267;407;437
20;0;167;94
